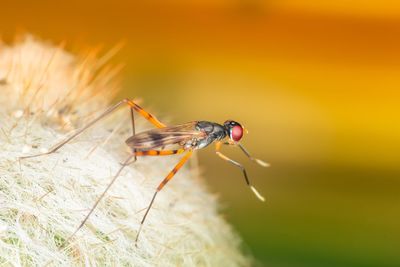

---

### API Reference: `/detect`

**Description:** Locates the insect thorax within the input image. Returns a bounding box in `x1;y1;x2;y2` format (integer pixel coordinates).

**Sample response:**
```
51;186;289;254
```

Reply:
188;121;227;150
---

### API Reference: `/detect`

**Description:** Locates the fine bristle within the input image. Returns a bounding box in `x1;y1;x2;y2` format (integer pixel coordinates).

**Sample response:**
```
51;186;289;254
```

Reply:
250;186;266;202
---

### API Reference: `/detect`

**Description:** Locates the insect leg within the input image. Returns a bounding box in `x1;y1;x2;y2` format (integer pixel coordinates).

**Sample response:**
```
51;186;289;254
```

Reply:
135;149;185;156
135;150;193;245
130;107;137;162
223;142;269;167
122;99;166;129
66;150;185;242
20;99;165;159
123;149;185;165
215;142;265;202
130;103;136;136
66;153;134;244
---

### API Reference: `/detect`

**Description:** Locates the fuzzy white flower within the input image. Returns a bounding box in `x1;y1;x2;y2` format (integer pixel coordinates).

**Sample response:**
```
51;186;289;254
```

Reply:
0;36;250;266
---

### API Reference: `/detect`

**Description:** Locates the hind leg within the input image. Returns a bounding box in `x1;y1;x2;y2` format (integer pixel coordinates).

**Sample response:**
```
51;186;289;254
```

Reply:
20;99;166;159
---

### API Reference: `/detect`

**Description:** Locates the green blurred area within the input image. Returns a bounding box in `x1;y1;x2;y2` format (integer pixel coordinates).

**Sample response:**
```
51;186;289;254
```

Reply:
2;1;400;266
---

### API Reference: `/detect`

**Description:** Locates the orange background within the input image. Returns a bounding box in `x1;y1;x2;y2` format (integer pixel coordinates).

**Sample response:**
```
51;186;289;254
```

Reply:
2;1;400;266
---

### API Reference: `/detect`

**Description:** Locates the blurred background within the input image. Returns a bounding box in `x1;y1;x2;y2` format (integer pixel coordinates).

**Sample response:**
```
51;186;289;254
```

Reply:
2;1;400;266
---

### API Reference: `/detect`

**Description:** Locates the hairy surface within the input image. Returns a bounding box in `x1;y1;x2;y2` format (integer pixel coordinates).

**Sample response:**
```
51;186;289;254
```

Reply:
0;36;250;266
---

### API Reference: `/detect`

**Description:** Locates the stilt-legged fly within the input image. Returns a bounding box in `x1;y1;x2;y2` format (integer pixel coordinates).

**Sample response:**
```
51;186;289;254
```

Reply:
20;99;268;245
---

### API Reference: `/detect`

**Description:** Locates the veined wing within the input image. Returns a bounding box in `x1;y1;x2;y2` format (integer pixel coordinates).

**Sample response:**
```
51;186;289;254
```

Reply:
125;121;204;150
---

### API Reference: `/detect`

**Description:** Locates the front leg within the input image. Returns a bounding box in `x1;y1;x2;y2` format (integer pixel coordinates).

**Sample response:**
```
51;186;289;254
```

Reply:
222;142;269;167
215;142;265;202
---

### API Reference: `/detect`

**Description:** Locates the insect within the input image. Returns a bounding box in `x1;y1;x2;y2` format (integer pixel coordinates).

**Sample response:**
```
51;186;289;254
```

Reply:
20;99;268;245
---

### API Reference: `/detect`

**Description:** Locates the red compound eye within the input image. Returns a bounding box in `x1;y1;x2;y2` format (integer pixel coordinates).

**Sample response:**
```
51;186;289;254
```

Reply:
231;125;243;141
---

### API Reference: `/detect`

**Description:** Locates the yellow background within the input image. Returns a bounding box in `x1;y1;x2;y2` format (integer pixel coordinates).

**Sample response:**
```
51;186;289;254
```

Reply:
2;1;400;266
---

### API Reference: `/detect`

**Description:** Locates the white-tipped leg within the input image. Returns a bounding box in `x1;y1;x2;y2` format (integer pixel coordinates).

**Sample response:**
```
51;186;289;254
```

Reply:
250;186;265;202
215;142;266;202
238;143;270;167
254;158;270;168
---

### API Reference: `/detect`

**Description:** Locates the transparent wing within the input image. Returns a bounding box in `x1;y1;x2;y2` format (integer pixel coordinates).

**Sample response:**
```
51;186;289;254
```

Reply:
125;121;204;150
